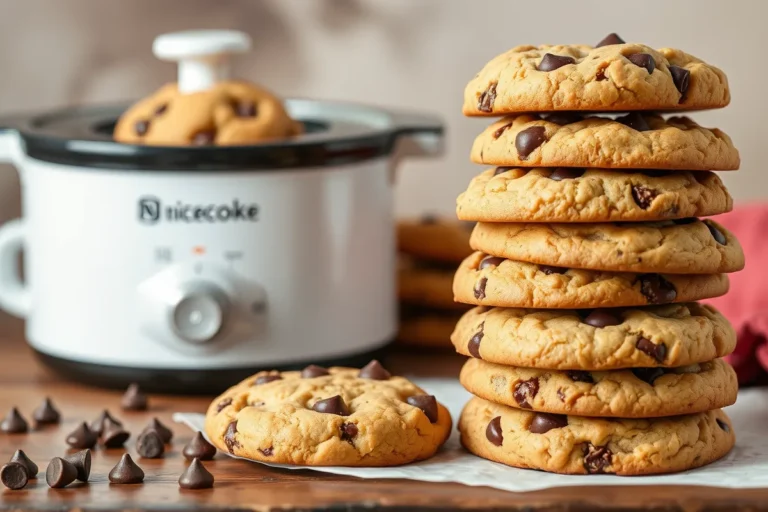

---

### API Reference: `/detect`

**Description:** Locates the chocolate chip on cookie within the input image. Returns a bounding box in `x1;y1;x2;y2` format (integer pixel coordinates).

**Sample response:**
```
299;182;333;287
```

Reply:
627;53;655;74
478;82;497;113
631;184;659;209
513;378;539;409
583;443;612;474
486;416;503;446
639;274;677;304
617;112;650;132
359;360;391;380
537;53;576;72
529;413;568;434
493;122;513;139
134;120;150;136
566;370;594;383
312;395;350;416
596;33;625;47
539;265;567;275
494;166;513;175
716;418;731;433
255;374;282;385
340;422;358;443
549;168;584;181
515;126;547;159
543;113;583;125
632;367;666;385
301;365;330;378
224;421;240;453
669;65;691;94
583;309;621;328
636;337;667;362
479;255;504;270
236;101;258;117
705;221;727;245
216;398;232;413
406;395;438;423
474;277;488;299
192;129;216;146
154;104;168;116
468;323;484;359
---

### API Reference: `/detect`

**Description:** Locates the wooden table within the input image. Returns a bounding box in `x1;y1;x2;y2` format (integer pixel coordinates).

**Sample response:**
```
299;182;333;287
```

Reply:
0;318;766;511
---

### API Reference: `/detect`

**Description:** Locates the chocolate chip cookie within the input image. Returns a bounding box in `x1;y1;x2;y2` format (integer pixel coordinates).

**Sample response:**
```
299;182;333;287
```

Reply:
469;219;744;274
453;252;729;309
397;217;474;264
115;82;303;146
399;259;465;310
464;37;730;115
397;309;464;348
452;303;736;370
456;168;732;223
459;396;735;475
460;358;737;418
205;363;452;466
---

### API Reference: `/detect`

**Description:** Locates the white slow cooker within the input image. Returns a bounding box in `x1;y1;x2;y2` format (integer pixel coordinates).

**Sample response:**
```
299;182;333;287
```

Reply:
0;31;443;392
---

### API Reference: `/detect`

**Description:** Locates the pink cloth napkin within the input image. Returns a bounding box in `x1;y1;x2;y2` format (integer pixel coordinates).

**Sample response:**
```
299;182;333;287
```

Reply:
703;204;768;385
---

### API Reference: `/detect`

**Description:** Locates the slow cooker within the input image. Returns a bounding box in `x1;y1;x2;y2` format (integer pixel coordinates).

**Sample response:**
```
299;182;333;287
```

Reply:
0;31;443;392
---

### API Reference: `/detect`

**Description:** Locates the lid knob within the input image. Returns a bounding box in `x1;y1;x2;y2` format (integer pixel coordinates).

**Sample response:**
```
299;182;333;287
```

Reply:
152;30;252;94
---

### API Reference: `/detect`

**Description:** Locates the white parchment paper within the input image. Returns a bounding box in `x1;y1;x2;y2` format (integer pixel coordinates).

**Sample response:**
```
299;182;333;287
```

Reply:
174;378;768;492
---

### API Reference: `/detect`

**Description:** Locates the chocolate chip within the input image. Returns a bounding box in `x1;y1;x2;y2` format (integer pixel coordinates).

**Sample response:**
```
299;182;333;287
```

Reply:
538;53;576;71
632;185;659;209
90;409;122;437
539;265;567;275
406;395;438;423
32;397;60;425
101;424;131;448
46;457;78;488
595;67;607;81
583;443;612;473
213;399;232;414
224;421;240;454
493;122;513;139
359;360;391;380
259;447;273;456
529;413;568;434
108;454;144;485
486;416;503;446
596;33;625;47
340;422;358;443
478;83;497;112
494;166;513;176
183;432;217;460
549;168;585;181
617;112;650;132
255;374;282;385
705;221;727;245
544;113;583;125
468;324;484;359
179;458;214;490
154;104;168;116
669;65;690;95
1;463;28;490
135;120;149;136
479;255;504;270
627;53;655;74
121;383;148;411
301;365;330;378
717;418;731;433
312;395;350;416
236;101;257;117
140;418;173;444
584;309;621;327
515;126;547;159
636;338;667;362
639;274;677;304
632;367;666;385
566;371;594;383
9;450;37;479
65;422;98;450
474;277;488;300
557;388;566;401
136;429;165;459
63;449;91;482
0;407;28;433
192;129;216;145
513;378;540;409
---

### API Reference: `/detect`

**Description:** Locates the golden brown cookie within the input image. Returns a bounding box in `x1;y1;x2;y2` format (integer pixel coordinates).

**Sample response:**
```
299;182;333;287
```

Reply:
397;217;474;264
459;396;735;475
397;310;463;349
115;82;302;146
399;259;465;311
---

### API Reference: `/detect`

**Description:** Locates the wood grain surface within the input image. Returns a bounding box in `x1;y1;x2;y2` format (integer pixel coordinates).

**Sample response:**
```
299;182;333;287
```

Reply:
0;317;766;511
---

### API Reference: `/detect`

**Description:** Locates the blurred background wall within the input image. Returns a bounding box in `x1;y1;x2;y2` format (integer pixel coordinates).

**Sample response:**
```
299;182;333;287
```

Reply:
0;0;764;224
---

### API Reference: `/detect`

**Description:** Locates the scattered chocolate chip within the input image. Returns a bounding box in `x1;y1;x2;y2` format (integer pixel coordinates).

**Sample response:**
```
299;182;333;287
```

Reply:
632;367;666;385
154;104;168;116
236;101;257;117
566;371;594;383
192;129;216;145
301;365;330;378
216;398;233;413
108;454;144;485
9;450;37;479
312;395;350;416
486;416;503;446
101;423;131;448
669;66;690;95
65;422;98;449
716;418;731;433
468;324;484;359
584;309;621;327
617;112;650;132
255;374;282;385
583;443;613;473
627;53;655;74
539;265;567;275
406;395;438;423
90;410;122;437
705;221;727;245
359;360;391;380
224;421;240;454
134;120;150;136
478;83;497;113
538;53;576;71
493;122;513;139
636;337;667;362
63;449;91;482
631;185;659;210
596;33;625;47
544;113;582;125
0;407;28;434
515;126;547;159
513;378;540;409
121;383;148;411
259;447;273;456
179;458;214;489
136;429;165;459
529;413;568;434
46;457;78;488
1;462;28;490
639;274;677;304
549;168;585;181
479;255;504;270
474;277;488;299
32;397;61;426
340;422;358;443
595;67;607;81
183;432;217;460
494;166;513;176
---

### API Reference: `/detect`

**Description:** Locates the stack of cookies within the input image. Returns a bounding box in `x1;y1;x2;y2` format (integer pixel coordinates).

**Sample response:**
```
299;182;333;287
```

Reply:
396;217;473;348
452;34;744;475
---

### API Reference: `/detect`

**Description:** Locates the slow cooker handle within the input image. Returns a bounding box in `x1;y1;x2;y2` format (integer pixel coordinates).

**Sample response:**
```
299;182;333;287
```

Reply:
0;218;30;318
390;111;444;160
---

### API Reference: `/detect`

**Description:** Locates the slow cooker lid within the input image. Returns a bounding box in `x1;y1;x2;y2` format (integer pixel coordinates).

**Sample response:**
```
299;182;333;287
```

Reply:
2;98;442;171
